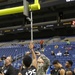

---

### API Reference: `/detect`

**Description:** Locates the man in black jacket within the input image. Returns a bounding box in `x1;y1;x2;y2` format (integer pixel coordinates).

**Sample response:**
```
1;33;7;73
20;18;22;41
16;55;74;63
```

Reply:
52;60;65;75
0;56;16;75
65;60;74;75
18;42;37;75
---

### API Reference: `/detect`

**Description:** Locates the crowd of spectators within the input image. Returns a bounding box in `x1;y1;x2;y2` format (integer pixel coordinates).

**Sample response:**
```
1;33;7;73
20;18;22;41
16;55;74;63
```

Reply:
0;39;74;75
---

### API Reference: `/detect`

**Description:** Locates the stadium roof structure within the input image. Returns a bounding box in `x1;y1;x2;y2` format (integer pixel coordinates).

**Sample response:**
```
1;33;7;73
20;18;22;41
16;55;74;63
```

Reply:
0;0;75;41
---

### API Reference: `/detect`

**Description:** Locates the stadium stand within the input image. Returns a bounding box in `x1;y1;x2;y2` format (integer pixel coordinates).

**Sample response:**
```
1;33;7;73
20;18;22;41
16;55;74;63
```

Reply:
0;36;75;75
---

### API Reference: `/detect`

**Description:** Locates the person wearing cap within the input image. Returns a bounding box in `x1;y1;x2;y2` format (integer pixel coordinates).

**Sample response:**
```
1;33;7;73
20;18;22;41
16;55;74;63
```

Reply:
37;52;50;75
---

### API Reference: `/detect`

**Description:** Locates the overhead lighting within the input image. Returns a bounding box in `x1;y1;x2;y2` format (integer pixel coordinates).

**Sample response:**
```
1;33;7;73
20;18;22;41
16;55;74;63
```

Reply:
17;28;24;31
66;0;75;2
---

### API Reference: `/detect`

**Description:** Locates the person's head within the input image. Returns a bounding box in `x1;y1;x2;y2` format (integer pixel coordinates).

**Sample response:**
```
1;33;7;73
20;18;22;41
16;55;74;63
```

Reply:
2;55;6;60
37;56;44;67
65;60;73;68
37;56;44;63
66;50;68;52
5;56;12;66
51;51;54;53
66;71;73;75
23;55;32;68
3;55;6;57
52;60;61;69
